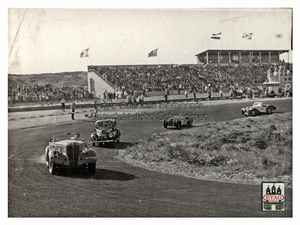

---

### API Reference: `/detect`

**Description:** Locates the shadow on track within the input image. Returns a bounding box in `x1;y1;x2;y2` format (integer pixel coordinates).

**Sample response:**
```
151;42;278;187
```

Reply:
163;126;195;130
92;141;135;149
56;168;137;181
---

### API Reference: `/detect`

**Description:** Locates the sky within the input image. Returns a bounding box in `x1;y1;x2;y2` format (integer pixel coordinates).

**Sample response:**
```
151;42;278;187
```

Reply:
6;3;293;75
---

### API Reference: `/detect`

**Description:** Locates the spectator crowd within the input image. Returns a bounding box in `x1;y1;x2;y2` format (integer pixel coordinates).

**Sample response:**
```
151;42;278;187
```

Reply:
9;62;292;105
8;83;92;104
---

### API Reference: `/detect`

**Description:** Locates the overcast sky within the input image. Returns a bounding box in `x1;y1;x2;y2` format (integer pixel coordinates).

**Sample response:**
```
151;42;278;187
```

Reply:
7;4;293;74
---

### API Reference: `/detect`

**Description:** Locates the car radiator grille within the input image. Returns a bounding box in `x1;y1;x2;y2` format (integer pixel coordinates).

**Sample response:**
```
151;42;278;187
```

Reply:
67;145;80;167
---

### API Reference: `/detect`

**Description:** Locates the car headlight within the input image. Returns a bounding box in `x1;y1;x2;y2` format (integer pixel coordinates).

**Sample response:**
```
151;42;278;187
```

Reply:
82;148;88;153
108;133;114;138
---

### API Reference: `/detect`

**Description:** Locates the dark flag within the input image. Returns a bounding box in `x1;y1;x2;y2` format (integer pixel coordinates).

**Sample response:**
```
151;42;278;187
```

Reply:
211;32;222;39
242;33;253;40
80;48;89;58
148;48;158;57
275;34;283;39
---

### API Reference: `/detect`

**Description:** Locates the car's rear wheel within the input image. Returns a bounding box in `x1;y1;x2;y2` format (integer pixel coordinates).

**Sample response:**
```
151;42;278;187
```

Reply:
163;121;168;128
49;162;56;175
88;163;96;175
267;107;273;114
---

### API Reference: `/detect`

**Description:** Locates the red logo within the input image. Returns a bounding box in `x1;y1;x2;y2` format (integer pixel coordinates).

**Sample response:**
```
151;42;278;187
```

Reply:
264;195;284;201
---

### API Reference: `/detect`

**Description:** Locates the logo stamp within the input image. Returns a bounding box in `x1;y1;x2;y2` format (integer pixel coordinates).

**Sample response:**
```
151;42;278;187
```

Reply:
262;182;285;211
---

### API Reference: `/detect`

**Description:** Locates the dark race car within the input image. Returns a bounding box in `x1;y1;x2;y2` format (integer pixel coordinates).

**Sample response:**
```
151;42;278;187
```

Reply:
241;102;276;117
163;114;193;129
90;119;121;147
45;132;97;175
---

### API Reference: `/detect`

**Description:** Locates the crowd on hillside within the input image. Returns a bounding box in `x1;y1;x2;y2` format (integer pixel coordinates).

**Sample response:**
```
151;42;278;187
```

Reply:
8;62;292;104
8;83;92;104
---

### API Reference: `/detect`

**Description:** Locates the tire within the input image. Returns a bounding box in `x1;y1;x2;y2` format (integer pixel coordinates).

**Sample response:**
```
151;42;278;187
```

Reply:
250;110;256;117
176;122;182;130
88;163;96;175
267;107;273;114
187;121;192;127
48;162;56;175
163;122;168;128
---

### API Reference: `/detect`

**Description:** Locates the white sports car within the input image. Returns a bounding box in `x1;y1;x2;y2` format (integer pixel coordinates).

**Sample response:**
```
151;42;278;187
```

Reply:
241;102;276;116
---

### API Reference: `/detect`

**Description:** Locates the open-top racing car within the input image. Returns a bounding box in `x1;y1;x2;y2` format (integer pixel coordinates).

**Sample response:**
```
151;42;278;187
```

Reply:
90;119;121;147
163;114;193;129
241;102;276;116
45;132;97;175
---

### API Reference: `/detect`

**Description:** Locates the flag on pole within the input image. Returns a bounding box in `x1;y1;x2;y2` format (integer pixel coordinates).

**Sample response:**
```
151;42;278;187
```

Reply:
275;34;283;39
242;33;253;40
148;48;158;57
211;32;222;39
80;48;89;58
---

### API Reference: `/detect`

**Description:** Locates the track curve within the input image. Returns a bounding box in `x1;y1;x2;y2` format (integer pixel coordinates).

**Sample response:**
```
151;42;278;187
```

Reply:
8;99;292;217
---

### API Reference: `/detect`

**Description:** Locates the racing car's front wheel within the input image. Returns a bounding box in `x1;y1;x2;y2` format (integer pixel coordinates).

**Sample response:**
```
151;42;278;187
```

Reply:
88;163;96;175
176;122;182;130
250;110;256;117
48;162;57;175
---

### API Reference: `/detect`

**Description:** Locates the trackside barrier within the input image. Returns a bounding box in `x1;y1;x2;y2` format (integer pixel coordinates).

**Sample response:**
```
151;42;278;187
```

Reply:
8;96;234;113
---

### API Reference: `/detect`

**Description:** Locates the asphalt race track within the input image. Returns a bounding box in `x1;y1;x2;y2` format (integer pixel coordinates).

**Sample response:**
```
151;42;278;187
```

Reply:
8;98;293;217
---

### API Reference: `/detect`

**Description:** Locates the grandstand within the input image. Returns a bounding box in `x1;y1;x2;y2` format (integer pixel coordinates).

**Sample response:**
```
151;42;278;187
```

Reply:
8;50;293;105
86;55;292;99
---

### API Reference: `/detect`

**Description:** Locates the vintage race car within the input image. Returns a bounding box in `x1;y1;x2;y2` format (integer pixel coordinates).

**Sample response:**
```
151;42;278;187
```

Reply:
45;132;97;175
241;102;276;116
90;119;121;147
163;114;193;129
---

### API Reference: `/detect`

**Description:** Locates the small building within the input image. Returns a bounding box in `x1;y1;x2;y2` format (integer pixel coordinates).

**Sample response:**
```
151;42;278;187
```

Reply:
195;49;289;66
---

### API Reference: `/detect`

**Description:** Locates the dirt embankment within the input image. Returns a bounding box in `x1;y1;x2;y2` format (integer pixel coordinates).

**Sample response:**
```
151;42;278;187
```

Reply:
117;112;292;187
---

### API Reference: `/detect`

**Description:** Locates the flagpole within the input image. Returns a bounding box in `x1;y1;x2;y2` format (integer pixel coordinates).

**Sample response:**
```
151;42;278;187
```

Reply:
89;47;91;65
157;48;159;66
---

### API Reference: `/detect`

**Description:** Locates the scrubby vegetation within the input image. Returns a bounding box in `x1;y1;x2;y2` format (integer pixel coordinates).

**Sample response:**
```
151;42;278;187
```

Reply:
118;112;292;186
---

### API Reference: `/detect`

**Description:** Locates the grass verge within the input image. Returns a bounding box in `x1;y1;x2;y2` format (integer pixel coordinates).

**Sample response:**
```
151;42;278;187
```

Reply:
117;112;292;186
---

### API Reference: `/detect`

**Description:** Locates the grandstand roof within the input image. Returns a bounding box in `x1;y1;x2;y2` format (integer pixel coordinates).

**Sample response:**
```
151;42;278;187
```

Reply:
195;49;289;56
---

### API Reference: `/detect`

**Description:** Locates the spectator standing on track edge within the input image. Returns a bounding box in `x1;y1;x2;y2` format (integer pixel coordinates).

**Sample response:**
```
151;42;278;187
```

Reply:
93;100;98;119
207;89;211;101
60;97;65;112
71;102;76;120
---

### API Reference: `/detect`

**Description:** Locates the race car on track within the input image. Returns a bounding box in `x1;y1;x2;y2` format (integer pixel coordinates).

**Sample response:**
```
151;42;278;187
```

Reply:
45;132;97;175
241;102;276;116
90;119;121;147
163;114;193;129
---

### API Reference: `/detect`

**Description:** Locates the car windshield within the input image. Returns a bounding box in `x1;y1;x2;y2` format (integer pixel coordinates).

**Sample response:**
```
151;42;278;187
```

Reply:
253;102;262;106
95;121;113;129
52;133;86;142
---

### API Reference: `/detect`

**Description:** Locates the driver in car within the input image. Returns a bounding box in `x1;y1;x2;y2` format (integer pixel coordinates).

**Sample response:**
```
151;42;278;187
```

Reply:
71;133;81;140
